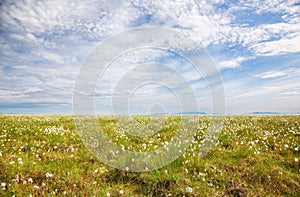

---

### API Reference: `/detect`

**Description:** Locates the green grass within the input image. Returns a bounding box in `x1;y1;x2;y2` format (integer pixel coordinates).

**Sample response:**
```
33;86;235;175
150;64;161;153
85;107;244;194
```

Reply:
0;114;299;196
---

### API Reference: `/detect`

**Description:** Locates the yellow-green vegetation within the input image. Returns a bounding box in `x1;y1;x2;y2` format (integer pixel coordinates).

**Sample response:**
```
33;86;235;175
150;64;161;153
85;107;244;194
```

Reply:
0;114;299;196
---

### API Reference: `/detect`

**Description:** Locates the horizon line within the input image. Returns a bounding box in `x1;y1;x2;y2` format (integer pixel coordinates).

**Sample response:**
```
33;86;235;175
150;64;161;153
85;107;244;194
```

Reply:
1;111;300;115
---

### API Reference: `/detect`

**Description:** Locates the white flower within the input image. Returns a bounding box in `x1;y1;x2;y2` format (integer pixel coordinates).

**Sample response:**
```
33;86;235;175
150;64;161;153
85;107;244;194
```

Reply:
1;182;6;187
119;190;124;194
33;185;40;190
207;183;213;187
284;144;289;148
13;175;19;182
125;167;129;172
9;161;15;165
185;168;188;174
106;192;110;197
186;186;193;193
28;178;33;183
45;173;54;178
295;158;299;162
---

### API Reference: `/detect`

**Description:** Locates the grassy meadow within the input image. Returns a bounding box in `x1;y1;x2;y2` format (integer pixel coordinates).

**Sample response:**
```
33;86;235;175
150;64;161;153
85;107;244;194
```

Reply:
0;114;299;196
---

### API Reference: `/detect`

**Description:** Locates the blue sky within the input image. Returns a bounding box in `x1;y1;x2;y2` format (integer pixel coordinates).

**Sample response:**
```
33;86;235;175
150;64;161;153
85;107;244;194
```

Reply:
0;0;299;114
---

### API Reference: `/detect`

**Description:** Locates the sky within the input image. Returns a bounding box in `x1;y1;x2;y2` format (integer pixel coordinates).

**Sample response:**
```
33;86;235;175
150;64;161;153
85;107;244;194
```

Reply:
0;0;299;114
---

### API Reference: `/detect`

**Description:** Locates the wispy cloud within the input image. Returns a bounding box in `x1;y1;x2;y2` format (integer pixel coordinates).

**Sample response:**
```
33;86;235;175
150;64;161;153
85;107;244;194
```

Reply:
255;68;299;79
255;71;288;79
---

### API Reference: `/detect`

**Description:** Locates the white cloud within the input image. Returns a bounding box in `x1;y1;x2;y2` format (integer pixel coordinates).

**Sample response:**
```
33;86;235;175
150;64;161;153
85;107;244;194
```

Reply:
34;51;65;64
279;90;300;96
1;0;299;61
218;57;249;69
223;65;300;112
255;67;300;79
0;90;25;99
255;71;288;79
236;0;300;16
250;32;300;56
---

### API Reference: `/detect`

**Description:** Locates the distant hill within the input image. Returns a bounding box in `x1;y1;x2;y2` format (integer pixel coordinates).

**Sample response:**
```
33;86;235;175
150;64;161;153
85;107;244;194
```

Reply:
175;112;206;114
245;112;300;114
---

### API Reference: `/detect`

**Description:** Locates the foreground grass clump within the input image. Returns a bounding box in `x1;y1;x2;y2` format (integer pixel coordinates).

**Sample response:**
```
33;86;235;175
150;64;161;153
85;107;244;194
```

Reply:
0;114;299;196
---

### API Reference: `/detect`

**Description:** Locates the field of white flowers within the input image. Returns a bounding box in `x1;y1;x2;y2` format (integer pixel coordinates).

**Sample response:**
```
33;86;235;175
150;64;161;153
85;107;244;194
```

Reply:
0;114;299;196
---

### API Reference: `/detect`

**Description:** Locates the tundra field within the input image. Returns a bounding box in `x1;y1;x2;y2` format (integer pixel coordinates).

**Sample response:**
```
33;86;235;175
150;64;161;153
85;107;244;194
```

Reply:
0;114;299;196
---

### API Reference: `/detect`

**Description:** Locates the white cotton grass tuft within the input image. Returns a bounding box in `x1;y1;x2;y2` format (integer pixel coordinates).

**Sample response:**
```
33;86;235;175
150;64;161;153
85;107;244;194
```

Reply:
186;186;193;193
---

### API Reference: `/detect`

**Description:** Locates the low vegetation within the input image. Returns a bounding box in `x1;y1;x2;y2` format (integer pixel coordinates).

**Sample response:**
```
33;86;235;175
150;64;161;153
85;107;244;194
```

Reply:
0;114;299;196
